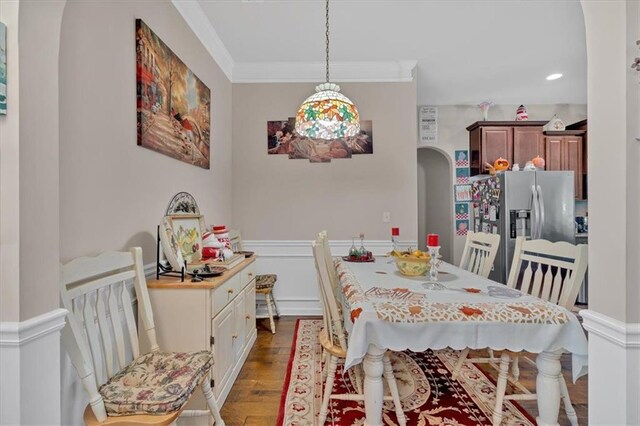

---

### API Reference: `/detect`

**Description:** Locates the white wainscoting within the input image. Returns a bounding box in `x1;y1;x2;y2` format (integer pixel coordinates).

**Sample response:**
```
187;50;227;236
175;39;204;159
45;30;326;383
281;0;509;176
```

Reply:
243;240;416;317
581;309;640;426
0;308;67;426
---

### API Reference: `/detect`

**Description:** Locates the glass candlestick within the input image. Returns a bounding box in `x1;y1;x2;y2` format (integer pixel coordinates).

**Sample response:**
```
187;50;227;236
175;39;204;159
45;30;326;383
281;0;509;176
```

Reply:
423;246;445;290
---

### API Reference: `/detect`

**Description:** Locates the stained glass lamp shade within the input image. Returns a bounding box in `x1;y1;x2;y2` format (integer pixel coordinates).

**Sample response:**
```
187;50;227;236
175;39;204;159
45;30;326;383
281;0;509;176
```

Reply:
295;82;360;140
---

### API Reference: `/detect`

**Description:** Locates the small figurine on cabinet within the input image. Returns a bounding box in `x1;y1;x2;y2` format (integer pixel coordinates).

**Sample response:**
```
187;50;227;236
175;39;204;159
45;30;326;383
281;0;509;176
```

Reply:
515;105;529;121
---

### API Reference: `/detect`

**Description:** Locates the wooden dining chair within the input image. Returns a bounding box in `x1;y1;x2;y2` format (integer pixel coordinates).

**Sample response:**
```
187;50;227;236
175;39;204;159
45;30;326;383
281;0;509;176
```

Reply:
60;247;224;425
312;240;406;426
229;230;280;334
453;237;587;426
317;230;342;307
459;231;501;278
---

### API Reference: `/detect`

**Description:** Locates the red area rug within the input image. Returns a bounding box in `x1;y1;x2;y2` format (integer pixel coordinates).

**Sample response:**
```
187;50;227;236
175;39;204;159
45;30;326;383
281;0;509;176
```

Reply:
277;319;535;426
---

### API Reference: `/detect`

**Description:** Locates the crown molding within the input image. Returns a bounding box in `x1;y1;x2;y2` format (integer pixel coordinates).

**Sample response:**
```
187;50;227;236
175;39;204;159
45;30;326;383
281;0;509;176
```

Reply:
171;0;235;81
233;61;417;83
172;0;416;84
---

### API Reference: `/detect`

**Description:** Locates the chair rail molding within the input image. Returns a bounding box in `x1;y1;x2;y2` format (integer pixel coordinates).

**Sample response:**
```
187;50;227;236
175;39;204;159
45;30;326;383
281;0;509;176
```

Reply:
243;239;418;258
579;309;640;425
0;308;68;425
580;309;640;347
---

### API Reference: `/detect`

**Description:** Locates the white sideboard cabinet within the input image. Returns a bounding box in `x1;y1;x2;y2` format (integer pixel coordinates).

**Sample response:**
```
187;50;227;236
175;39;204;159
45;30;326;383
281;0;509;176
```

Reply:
143;257;257;410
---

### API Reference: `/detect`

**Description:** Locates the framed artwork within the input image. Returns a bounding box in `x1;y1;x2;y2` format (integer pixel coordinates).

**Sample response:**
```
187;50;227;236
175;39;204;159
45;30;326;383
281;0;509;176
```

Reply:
267;118;373;163
456;167;470;184
166;214;207;264
455;203;469;220
136;19;211;169
456;219;469;236
0;22;6;115
454;150;469;167
454;184;473;202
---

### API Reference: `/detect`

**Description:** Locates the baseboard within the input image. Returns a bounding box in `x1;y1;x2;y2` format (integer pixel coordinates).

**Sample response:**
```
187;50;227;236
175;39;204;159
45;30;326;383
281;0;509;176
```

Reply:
256;297;322;317
0;308;67;425
579;309;640;425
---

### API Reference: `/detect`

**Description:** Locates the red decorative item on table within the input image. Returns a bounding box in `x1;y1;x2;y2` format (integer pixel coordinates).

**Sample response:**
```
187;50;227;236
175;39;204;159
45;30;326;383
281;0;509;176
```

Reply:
427;234;439;247
212;225;231;249
392;227;400;237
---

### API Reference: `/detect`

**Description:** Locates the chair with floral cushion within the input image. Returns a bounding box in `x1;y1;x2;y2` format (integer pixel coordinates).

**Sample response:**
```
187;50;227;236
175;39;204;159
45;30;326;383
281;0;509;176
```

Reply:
60;247;224;425
229;230;280;334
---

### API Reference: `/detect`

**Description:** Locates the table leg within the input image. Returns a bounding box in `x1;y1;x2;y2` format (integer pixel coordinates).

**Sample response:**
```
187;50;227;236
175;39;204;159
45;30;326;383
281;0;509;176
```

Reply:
363;344;385;426
536;350;563;426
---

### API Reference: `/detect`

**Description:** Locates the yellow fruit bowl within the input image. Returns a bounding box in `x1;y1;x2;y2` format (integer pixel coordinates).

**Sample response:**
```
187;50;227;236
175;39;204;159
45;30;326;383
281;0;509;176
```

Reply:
393;251;432;276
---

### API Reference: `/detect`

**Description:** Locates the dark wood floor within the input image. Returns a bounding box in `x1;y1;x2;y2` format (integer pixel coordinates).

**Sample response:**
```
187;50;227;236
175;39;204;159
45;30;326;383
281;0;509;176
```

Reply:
221;317;587;426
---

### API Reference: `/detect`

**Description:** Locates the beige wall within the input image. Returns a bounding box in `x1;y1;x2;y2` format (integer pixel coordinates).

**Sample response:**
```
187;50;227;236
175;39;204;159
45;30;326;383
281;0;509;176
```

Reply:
18;0;67;321
420;104;588;264
417;148;453;262
625;0;639;323
231;81;418;242
582;0;635;323
0;0;21;322
59;0;233;267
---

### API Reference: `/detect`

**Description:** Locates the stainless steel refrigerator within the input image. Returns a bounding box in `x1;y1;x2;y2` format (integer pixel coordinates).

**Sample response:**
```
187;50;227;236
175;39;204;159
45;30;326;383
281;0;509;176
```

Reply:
471;171;575;284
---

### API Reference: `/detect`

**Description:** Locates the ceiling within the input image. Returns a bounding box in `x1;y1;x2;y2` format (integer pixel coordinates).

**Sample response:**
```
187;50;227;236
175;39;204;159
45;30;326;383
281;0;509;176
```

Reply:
194;0;587;105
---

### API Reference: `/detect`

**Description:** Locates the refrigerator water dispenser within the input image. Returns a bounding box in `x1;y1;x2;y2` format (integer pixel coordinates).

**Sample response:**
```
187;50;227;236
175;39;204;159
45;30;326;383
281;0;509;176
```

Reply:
509;210;531;239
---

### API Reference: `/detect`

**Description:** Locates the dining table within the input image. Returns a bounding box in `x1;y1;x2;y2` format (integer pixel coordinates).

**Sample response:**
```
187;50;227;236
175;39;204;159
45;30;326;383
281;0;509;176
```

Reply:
335;257;588;426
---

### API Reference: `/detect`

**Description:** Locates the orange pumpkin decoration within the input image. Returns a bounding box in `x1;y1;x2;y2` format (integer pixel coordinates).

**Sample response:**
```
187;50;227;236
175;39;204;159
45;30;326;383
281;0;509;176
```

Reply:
494;157;510;171
532;155;546;169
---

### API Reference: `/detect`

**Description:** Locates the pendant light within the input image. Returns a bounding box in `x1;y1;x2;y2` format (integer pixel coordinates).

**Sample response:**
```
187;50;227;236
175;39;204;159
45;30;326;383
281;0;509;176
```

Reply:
295;0;360;140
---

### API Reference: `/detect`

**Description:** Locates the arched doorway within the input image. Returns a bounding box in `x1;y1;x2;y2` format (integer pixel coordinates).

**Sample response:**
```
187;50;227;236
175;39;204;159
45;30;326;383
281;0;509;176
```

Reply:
417;147;453;263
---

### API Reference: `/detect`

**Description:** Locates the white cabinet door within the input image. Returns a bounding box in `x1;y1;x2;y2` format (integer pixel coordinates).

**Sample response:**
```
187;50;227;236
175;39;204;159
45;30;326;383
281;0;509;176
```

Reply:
233;290;246;360
211;302;234;398
244;282;256;346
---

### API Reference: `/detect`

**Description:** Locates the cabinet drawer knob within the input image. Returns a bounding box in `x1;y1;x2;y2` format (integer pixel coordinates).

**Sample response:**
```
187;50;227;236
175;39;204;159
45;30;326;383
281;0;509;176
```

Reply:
232;335;238;339
245;315;251;320
228;289;234;294
248;272;254;277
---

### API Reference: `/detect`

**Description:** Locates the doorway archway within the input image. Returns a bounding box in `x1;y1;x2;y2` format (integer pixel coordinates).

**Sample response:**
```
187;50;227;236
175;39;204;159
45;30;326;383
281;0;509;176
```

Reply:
417;147;453;263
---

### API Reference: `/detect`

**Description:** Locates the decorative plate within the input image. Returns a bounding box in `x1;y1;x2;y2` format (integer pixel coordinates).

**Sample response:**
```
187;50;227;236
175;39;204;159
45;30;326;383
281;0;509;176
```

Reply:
165;192;200;216
188;266;225;277
159;216;185;272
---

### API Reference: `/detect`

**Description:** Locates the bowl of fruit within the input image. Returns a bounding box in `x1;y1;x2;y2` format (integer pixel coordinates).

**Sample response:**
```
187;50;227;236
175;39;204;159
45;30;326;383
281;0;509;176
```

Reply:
391;250;432;276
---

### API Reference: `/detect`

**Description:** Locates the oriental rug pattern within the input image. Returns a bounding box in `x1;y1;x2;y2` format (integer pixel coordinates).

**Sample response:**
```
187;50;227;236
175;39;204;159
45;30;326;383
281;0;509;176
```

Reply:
277;319;535;426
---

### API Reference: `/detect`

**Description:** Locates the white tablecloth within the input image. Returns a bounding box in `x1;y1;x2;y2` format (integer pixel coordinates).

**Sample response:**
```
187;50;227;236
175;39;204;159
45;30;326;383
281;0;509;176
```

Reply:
337;258;588;382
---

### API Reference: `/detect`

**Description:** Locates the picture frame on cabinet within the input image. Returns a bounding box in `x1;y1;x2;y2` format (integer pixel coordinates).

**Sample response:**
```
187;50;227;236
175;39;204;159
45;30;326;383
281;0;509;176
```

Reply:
164;214;207;265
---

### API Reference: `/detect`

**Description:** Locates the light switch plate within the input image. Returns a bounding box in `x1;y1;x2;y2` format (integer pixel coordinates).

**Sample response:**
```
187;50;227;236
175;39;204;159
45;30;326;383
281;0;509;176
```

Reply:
383;212;391;223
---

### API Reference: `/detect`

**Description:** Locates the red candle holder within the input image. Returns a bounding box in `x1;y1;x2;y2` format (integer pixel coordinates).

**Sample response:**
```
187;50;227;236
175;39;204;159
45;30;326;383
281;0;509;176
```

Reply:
427;234;439;247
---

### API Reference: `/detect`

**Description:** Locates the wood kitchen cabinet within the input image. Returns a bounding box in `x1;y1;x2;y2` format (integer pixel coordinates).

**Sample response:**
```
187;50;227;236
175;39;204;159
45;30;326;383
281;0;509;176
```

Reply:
468;121;547;175
544;131;585;199
513;126;546;166
468;120;588;199
144;257;257;410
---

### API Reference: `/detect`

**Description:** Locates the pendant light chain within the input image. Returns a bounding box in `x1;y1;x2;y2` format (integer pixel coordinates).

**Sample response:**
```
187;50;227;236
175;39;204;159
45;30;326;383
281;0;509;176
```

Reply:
325;0;330;83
